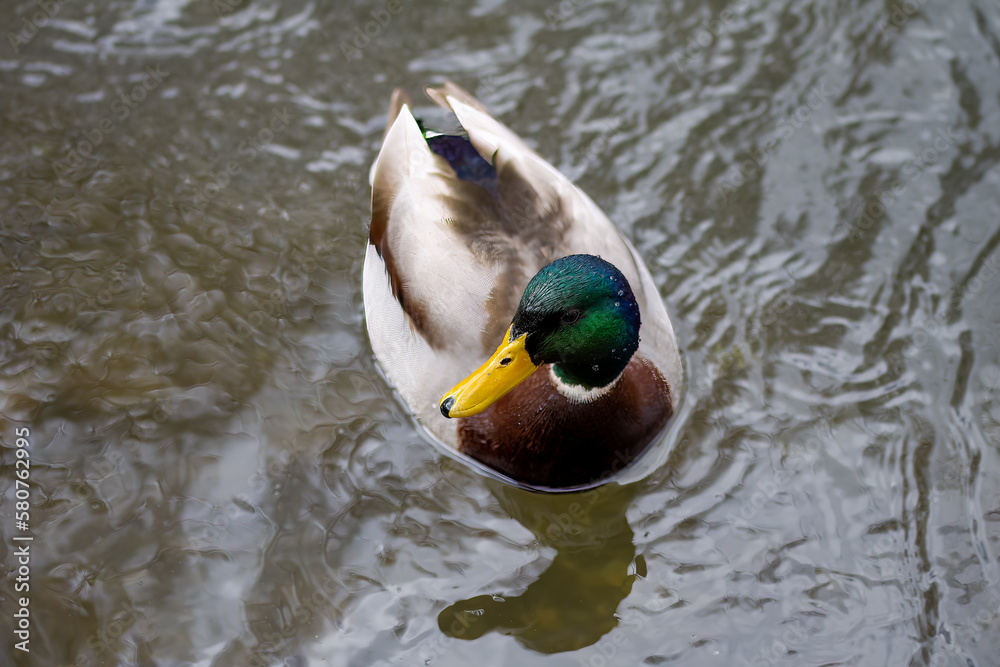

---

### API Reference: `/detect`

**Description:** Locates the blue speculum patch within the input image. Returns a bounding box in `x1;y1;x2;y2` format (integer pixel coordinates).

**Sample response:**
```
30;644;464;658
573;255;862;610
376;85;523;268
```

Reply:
426;134;498;196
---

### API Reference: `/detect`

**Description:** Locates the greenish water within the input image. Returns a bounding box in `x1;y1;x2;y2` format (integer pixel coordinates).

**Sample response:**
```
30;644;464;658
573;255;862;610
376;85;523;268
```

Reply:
2;0;1000;665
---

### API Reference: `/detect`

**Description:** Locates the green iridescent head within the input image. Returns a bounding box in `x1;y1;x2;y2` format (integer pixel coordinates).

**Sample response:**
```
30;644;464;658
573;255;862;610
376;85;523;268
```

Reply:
439;254;642;419
511;254;641;388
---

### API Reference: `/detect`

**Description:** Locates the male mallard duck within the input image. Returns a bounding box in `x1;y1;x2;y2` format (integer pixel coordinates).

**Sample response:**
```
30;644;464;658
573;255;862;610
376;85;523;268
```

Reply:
363;82;683;491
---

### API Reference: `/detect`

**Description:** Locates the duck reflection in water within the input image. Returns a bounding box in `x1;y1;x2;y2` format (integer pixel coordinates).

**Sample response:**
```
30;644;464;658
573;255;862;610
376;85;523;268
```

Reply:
438;479;641;653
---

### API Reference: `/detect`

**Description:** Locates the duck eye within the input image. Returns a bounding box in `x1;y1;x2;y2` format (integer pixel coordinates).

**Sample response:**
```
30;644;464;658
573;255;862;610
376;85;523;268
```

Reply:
561;309;581;324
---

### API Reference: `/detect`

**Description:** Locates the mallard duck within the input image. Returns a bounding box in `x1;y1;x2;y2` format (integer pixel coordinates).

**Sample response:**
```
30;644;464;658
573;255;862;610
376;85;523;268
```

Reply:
363;82;683;491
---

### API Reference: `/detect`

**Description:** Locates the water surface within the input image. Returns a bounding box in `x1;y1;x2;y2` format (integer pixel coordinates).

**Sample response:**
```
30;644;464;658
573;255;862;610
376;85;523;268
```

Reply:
2;0;1000;665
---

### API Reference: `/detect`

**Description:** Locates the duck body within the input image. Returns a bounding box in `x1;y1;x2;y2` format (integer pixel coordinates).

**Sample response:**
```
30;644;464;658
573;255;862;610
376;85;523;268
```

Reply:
363;82;683;491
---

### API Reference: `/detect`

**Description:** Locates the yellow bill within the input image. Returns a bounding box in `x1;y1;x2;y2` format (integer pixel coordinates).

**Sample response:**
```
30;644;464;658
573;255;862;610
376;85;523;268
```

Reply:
439;326;540;418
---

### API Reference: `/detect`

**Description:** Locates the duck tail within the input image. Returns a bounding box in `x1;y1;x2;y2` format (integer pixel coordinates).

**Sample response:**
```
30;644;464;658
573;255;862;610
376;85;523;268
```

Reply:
384;87;412;140
425;81;490;115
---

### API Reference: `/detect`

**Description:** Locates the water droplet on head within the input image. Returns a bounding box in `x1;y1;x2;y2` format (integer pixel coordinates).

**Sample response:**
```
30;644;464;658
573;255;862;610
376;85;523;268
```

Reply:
618;289;624;296
592;364;599;371
615;302;619;307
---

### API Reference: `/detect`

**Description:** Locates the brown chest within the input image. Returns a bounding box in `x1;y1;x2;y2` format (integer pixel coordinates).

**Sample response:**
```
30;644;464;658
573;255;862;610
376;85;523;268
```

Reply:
456;357;673;489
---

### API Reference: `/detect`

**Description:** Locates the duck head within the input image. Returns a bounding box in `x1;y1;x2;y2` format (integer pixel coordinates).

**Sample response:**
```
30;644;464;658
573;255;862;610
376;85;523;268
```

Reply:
439;254;641;418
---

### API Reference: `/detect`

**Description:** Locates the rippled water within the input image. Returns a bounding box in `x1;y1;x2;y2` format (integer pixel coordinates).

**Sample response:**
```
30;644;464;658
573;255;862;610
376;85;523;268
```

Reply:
2;0;1000;665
